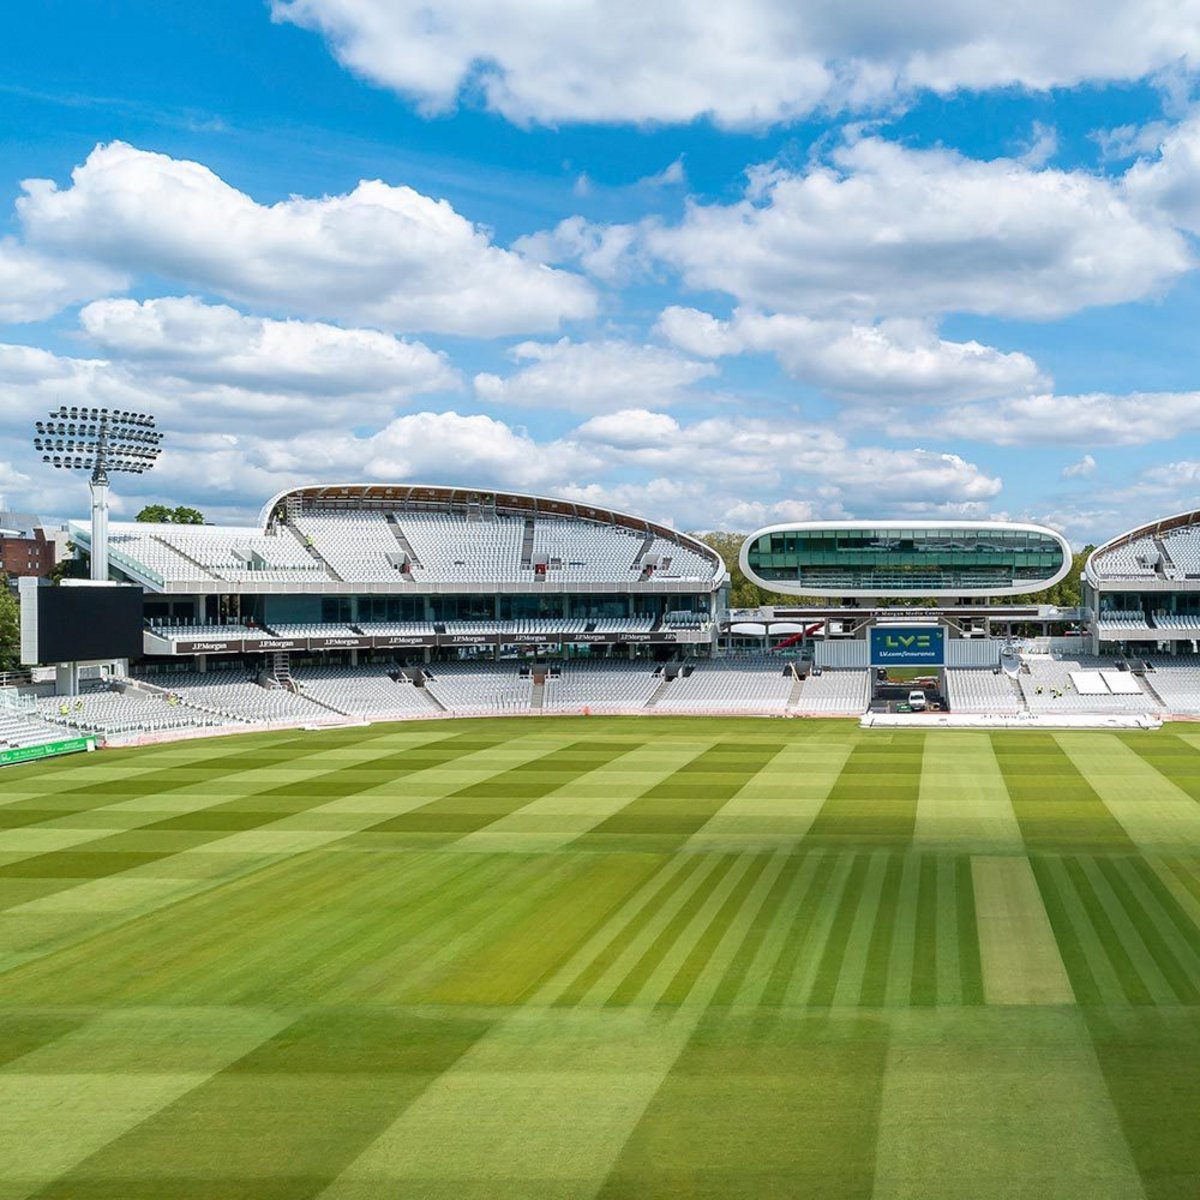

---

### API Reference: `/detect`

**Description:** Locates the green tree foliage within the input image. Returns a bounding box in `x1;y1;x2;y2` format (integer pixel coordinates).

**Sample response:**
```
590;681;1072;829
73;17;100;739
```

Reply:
694;532;804;609
0;576;20;671
1013;545;1094;607
136;504;205;525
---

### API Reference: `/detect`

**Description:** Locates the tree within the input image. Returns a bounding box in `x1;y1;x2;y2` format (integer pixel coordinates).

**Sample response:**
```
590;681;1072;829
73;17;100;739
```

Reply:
694;532;809;609
136;504;205;525
0;576;20;671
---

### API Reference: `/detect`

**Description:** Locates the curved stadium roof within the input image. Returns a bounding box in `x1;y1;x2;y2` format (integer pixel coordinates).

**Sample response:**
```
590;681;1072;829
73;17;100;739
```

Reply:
1086;508;1200;586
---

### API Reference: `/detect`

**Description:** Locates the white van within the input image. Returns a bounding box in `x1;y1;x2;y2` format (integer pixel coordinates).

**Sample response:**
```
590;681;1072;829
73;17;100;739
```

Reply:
907;690;927;711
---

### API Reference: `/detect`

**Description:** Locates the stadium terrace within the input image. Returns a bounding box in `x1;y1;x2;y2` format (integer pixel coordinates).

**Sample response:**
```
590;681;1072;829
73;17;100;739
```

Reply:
9;484;1200;756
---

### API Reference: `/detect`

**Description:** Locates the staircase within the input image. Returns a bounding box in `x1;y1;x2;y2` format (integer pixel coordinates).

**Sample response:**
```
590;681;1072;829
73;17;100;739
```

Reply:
786;669;805;710
645;676;673;708
520;517;535;567
286;523;340;579
631;534;655;569
531;678;545;710
386;514;423;567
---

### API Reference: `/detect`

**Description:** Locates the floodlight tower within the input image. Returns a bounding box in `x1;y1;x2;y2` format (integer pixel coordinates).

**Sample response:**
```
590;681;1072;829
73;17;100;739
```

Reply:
33;408;164;580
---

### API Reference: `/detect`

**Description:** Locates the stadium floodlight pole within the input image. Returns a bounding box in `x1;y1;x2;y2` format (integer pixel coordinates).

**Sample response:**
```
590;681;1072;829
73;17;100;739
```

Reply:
33;408;164;581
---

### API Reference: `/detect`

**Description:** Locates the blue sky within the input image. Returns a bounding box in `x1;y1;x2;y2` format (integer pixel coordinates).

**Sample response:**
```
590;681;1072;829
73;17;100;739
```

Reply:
3;1;1200;545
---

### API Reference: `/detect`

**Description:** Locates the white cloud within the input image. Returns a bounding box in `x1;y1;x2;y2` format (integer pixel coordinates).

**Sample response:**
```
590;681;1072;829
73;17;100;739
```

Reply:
18;142;596;337
0;238;125;324
657;307;1045;403
515;217;642;283
1124;111;1200;233
645;138;1192;319
1062;453;1097;479
271;0;1200;128
80;296;456;398
474;338;718;412
926;391;1200;445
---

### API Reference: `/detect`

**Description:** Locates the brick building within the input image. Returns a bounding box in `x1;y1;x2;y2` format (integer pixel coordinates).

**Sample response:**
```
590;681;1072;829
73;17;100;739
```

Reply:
0;513;57;578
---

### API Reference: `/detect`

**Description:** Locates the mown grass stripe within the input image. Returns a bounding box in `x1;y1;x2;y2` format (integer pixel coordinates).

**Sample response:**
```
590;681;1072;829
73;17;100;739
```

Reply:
934;855;963;1005
1031;856;1119;1006
553;856;708;1006
828;851;892;1008
1062;856;1156;1005
992;734;1133;852
805;737;923;846
807;852;873;1007
658;853;772;1007
954;855;985;1006
910;855;939;1006
884;852;922;1007
707;852;807;1008
1094;858;1200;1005
759;852;841;1007
367;739;637;835
605;854;742;1007
580;740;787;849
858;852;905;1007
784;853;860;1006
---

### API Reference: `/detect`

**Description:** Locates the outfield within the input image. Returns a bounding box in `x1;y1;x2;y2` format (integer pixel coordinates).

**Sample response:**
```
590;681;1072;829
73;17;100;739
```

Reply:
1;717;1199;1197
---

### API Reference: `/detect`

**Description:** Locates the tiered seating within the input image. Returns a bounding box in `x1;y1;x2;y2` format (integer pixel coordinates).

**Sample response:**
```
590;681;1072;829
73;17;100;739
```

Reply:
1098;608;1149;627
421;662;532;715
0;707;73;748
792;670;870;713
398;512;526;581
1094;537;1159;578
108;527;217;580
532;519;643;581
657;658;792;713
358;621;437;637
542;660;661;712
663;610;710;629
36;689;215;736
150;621;256;641
1152;611;1200;630
642;537;718;581
135;671;334;724
1145;660;1200;712
154;526;328;582
945;669;1023;715
267;623;360;639
1018;657;1155;713
1160;530;1200;577
292;666;433;717
291;509;404;581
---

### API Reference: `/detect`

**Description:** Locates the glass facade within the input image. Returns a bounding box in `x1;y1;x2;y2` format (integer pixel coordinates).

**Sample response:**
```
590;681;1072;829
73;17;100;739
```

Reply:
744;526;1067;593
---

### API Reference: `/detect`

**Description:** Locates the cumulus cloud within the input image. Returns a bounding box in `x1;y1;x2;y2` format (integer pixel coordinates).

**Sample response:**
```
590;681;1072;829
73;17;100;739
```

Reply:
80;296;456;398
474;338;718;412
515;217;642;283
657;307;1045;403
1124;111;1200;233
271;0;1200;127
17;142;596;336
926;391;1200;445
644;138;1192;319
0;238;125;324
1062;453;1097;479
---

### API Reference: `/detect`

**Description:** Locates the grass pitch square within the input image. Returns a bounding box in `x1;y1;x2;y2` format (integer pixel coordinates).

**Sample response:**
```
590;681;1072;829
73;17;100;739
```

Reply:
1;716;1199;1196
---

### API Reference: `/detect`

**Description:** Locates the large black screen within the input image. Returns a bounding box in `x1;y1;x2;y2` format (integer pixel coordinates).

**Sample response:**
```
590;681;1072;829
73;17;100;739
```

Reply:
37;585;144;663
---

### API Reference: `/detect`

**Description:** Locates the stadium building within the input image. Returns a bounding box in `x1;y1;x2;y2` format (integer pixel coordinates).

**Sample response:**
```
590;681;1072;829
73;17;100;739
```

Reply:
9;485;1200;759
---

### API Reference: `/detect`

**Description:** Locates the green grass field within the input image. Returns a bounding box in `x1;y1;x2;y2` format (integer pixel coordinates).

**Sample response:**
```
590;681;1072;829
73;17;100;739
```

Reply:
2;716;1200;1198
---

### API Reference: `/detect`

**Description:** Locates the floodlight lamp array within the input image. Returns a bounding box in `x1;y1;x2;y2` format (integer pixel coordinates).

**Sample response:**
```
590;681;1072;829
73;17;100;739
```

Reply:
32;408;163;476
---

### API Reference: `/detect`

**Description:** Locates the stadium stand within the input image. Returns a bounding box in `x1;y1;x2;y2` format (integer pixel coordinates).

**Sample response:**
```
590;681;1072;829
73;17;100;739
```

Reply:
292;666;433;718
945;669;1025;715
792;670;871;714
420;662;534;715
133;670;336;724
542;660;663;713
1018;657;1155;713
657;657;793;713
